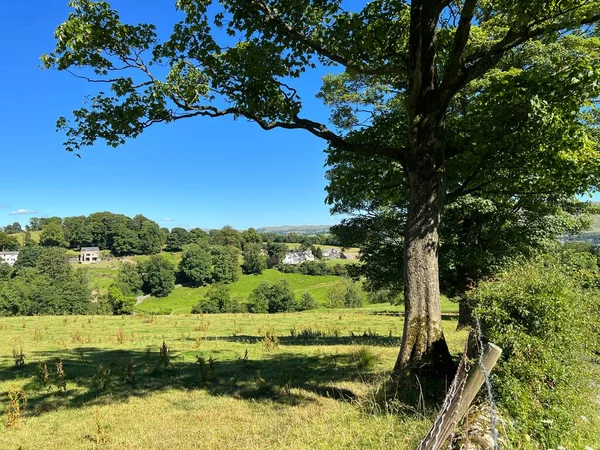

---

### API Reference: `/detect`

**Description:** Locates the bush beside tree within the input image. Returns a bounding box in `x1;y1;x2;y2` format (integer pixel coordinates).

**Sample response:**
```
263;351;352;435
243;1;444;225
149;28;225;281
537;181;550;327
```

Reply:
470;251;600;447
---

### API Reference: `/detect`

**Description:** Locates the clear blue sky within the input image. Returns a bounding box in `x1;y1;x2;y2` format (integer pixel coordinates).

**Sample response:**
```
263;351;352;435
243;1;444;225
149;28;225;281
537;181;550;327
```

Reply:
0;0;340;230
1;1;598;231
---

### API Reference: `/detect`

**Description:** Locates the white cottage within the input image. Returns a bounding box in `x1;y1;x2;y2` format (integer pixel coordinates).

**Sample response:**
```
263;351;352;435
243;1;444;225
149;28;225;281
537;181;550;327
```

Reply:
282;250;315;265
0;251;19;266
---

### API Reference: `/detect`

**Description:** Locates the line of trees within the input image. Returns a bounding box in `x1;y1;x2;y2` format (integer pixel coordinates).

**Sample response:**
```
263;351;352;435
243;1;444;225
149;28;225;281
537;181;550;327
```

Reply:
3;214;344;257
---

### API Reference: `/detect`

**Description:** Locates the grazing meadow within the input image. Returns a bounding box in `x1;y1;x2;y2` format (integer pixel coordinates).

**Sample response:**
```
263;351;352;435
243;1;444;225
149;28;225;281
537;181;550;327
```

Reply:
0;310;467;449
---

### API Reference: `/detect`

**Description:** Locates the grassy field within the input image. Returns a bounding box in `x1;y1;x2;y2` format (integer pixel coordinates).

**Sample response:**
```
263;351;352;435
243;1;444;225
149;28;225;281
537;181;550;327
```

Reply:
12;231;41;245
0;311;468;449
79;253;458;315
138;269;354;314
76;250;459;317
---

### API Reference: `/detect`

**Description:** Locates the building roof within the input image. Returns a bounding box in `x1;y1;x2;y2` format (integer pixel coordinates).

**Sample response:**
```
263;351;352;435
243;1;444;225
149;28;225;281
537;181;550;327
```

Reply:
81;247;100;252
0;251;19;255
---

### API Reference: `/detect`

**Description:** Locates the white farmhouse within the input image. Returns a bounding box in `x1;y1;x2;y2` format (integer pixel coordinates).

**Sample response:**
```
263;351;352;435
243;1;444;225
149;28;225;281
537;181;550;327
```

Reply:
0;251;19;266
79;247;100;264
282;250;315;265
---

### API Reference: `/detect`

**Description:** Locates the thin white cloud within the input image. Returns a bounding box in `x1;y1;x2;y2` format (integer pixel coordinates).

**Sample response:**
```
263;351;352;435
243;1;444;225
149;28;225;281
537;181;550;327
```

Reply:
9;208;38;215
0;204;7;209
161;218;174;222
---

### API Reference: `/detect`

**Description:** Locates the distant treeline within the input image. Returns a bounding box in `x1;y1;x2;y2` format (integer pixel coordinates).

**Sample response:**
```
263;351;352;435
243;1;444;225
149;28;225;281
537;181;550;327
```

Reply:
0;213;345;256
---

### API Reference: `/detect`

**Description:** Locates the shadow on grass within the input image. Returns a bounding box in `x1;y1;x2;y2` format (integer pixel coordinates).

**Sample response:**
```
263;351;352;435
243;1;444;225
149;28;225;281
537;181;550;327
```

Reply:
369;310;459;320
0;346;368;418
204;335;402;347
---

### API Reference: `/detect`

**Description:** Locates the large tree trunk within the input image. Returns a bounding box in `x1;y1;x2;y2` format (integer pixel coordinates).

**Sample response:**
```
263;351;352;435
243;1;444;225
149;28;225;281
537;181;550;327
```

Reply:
393;130;454;377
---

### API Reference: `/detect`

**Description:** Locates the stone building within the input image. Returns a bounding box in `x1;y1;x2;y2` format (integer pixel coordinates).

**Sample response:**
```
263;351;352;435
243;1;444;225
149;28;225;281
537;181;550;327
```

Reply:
79;247;100;264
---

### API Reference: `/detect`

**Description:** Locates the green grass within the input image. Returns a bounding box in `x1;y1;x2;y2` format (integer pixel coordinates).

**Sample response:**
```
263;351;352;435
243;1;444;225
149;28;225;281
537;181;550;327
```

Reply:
0;311;469;449
77;251;459;315
138;269;347;314
325;257;359;266
130;251;183;266
12;231;41;245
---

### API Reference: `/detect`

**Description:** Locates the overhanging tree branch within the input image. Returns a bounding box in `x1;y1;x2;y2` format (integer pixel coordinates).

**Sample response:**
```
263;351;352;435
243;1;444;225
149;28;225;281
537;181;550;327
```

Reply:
449;11;600;96
249;0;408;76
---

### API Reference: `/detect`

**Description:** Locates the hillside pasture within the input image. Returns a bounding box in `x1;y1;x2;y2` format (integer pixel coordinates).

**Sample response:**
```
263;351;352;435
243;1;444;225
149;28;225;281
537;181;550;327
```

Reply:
0;311;468;449
12;231;41;245
137;269;349;314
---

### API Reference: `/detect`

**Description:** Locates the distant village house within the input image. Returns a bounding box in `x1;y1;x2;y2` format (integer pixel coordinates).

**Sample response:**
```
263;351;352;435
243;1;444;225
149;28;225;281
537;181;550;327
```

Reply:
79;247;100;264
322;248;341;259
283;250;315;265
0;251;18;266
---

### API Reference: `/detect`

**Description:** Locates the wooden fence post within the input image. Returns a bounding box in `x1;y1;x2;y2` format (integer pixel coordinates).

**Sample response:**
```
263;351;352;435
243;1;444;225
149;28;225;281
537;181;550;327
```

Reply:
418;342;502;450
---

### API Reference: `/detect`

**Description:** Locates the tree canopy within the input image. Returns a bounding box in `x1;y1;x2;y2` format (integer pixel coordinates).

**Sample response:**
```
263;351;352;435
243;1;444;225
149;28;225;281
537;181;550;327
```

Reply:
44;0;600;373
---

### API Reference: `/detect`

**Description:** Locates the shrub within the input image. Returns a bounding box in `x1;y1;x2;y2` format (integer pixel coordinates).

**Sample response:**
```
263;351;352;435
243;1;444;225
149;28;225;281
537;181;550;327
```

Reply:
328;263;349;277
191;284;241;314
106;285;136;315
116;262;143;295
297;260;328;275
247;281;296;313
469;256;600;447
367;289;401;305
327;284;345;308
247;282;270;313
344;282;363;308
5;386;27;428
297;291;317;311
191;297;219;314
91;363;112;391
278;263;297;274
268;280;296;313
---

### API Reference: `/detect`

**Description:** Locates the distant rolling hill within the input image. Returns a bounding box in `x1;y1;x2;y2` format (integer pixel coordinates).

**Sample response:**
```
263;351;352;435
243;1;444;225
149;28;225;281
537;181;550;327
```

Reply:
256;225;333;235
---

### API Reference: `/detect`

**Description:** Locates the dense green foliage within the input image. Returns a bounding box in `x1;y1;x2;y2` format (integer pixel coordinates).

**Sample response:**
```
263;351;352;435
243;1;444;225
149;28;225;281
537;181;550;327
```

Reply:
191;284;242;314
470;249;600;447
327;281;364;309
242;243;267;275
0;232;20;251
279;260;349;277
39;222;68;248
0;247;92;316
2;222;22;234
297;291;317;311
20;212;165;256
247;280;296;313
115;262;143;296
138;255;176;298
178;244;213;287
165;227;191;252
106;285;136;315
211;245;241;283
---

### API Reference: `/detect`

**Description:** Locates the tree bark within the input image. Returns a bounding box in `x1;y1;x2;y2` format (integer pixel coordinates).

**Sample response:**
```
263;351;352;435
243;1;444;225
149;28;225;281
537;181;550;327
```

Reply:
457;295;474;330
393;139;454;376
456;263;476;329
